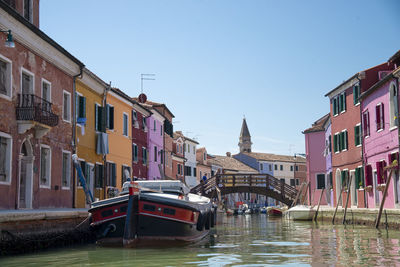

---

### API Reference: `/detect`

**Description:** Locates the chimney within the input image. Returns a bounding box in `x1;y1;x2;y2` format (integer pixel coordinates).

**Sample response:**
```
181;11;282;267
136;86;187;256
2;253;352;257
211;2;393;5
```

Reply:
226;152;231;157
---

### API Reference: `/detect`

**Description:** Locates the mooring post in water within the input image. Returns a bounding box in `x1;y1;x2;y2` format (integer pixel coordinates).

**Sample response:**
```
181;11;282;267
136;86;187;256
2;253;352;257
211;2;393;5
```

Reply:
375;160;397;229
291;182;305;208
123;182;140;247
313;188;325;221
342;175;352;224
332;182;345;224
301;182;310;205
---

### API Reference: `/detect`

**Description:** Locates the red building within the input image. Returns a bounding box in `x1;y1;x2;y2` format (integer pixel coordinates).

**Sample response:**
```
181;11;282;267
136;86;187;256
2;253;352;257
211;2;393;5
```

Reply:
325;63;393;208
172;133;185;182
0;1;84;209
131;101;151;180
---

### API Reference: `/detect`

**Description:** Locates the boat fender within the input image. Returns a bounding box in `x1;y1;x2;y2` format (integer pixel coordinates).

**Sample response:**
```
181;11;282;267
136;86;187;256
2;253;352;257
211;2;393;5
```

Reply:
101;223;116;238
196;210;206;231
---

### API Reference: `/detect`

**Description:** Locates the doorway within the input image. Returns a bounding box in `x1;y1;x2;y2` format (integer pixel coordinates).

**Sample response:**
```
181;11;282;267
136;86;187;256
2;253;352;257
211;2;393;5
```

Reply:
18;140;34;209
335;169;341;206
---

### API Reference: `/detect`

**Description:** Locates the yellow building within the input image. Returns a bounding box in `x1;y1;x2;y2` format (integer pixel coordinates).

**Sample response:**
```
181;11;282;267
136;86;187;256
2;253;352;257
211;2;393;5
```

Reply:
105;88;133;194
75;68;109;208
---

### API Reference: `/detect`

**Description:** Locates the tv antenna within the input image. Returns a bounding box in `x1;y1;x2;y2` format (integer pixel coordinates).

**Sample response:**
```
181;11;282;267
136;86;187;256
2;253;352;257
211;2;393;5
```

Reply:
141;74;155;94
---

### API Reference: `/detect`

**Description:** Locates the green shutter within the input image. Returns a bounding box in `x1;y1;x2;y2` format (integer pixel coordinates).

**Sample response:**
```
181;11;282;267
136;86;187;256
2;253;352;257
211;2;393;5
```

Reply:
98;106;105;132
333;98;337;115
78;96;86;118
345;131;348;150
333;134;337;152
109;106;114;130
343;92;346;111
355;168;360;189
353;86;356;105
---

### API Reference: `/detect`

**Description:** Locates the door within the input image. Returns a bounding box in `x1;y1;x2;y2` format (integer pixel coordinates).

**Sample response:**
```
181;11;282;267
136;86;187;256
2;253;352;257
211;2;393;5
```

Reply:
18;140;33;209
19;159;27;209
374;171;380;206
393;171;400;207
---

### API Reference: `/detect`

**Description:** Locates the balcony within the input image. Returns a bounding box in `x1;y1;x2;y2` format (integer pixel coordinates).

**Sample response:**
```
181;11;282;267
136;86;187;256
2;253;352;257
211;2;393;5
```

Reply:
16;94;59;138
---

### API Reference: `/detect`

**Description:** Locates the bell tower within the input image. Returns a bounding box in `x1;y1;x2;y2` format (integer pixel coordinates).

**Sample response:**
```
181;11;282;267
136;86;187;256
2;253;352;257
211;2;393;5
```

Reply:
238;117;252;153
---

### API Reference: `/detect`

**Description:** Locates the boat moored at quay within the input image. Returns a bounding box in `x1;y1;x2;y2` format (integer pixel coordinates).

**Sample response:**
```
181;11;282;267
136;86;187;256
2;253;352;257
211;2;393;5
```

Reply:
88;180;216;246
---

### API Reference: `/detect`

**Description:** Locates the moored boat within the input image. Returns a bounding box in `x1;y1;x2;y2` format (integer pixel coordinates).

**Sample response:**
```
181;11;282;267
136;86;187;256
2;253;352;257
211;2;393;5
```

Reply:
88;180;216;245
285;205;315;221
267;207;284;217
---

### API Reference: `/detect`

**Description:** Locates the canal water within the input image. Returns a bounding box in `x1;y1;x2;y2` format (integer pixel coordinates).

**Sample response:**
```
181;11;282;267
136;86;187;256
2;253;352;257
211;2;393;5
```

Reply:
2;213;400;266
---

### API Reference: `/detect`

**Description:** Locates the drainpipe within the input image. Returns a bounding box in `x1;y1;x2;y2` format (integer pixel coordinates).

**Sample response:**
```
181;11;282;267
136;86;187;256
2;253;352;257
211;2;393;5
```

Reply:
72;66;83;208
102;82;111;200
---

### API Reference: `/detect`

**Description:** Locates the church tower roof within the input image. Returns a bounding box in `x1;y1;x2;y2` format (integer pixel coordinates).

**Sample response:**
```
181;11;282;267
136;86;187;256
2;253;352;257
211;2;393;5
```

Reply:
239;118;252;153
240;118;251;139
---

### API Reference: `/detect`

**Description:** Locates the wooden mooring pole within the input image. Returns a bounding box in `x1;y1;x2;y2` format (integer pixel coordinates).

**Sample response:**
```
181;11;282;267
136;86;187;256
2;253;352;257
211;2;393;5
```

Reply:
123;182;140;247
375;160;397;229
291;182;305;208
313;188;325;221
332;181;346;224
342;175;353;224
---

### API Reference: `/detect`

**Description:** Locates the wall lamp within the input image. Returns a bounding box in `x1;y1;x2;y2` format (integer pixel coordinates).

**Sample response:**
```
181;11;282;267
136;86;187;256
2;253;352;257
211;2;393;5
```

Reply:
1;30;15;48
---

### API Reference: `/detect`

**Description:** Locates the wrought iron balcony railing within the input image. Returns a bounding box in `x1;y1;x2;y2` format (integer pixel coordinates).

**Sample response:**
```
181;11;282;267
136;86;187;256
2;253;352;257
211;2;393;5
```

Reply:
16;94;59;127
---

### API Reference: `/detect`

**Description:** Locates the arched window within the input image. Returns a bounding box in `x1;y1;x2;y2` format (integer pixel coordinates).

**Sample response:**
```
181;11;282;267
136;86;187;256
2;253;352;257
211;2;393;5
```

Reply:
389;81;398;128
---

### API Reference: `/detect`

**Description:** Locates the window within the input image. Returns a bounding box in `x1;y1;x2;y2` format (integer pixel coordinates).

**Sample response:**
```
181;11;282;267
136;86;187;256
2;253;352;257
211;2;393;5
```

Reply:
353;83;361;105
295;165;298;171
154;146;157;162
274;164;277;170
354;124;361;146
193;167;197;177
280;165;283;171
161;150;164;164
290;179;295;186
153;120;156;132
106;104;114;130
341;170;349;188
21;70;34;95
260;163;263;171
341;130;348;151
61;151;71;188
316;174;325;189
121;165;131;186
142;147;147;165
184;144;186;152
362;110;370;137
133;144;138;162
123;113;128;136
185;166;192;176
132;110;138;128
95;104;105;132
40;146;51;187
290;166;293;171
296;179;299;186
0;133;12;183
23;0;32;22
269;165;272;171
376;161;387;184
41;79;51;111
329;135;332;152
106;162;116;187
333;131;347;152
188;145;190;153
160;125;163;136
280;178;285;184
333;92;346;115
204;152;206;161
0;55;12;98
178;164;181;175
200;171;202;178
193;146;196;154
76;94;86;120
389;82;398;128
355;167;364;189
63;91;71;122
142;117;147;131
376;103;384;131
95;164;104;188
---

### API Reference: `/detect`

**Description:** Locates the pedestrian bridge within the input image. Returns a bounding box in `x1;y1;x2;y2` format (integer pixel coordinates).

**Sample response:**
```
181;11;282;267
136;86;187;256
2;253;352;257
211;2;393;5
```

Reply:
190;173;299;206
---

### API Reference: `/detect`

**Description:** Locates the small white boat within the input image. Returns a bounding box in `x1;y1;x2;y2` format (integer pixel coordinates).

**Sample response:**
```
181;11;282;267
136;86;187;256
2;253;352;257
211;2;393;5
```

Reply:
285;205;315;221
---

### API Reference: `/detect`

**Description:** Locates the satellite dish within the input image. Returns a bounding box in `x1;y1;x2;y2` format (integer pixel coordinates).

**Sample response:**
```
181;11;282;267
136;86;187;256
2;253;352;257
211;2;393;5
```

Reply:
138;93;147;103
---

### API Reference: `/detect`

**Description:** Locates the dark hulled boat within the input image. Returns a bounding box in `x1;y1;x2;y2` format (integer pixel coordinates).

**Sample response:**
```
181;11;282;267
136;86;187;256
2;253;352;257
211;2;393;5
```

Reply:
88;180;216;245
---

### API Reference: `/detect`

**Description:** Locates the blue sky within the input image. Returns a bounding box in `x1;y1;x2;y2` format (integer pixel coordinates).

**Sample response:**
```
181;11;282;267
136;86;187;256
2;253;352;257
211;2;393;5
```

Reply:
41;0;400;156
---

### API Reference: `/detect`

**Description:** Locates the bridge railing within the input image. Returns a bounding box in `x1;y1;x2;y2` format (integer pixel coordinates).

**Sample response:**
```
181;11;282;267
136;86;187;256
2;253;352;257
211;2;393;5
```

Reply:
190;173;298;203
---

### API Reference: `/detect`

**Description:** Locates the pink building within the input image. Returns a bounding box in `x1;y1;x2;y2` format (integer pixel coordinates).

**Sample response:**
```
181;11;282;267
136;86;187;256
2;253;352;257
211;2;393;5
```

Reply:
303;114;330;205
360;52;400;209
146;108;165;180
